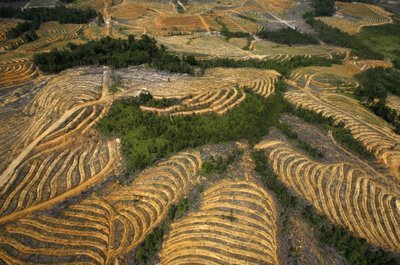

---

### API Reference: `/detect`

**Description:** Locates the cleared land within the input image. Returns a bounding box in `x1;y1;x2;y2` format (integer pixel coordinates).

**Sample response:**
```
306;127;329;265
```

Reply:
256;140;400;252
159;179;280;265
0;67;121;224
0;144;237;264
140;70;279;116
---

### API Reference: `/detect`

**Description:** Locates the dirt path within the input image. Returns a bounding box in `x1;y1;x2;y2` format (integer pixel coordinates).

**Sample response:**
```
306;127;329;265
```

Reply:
103;0;111;36
102;66;111;97
328;131;390;181
254;0;295;29
197;14;210;32
0;66;126;223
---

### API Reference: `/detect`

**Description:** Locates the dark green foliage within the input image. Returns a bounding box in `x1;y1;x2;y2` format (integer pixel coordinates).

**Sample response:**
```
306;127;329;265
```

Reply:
356;68;400;101
134;198;190;264
139;94;184;108
257;28;319;45
304;12;382;59
303;205;400;265
200;152;238;176
394;58;400;69
252;151;400;265
312;0;335;16
6;21;39;39
332;125;374;158
368;101;400;133
33;35;194;74
97;92;285;173
355;67;400;132
97;12;104;26
252;151;297;211
237;13;257;23
2;6;97;24
0;7;18;18
286;106;333;131
21;30;39;42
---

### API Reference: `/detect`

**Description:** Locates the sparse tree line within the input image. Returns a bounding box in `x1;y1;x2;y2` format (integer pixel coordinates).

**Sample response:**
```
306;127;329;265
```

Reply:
285;105;374;158
196;55;342;77
0;6;99;41
355;67;400;133
134;197;190;264
34;35;196;74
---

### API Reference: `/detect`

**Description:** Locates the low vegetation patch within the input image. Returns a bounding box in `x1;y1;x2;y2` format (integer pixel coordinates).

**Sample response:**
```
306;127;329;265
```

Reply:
200;151;239;176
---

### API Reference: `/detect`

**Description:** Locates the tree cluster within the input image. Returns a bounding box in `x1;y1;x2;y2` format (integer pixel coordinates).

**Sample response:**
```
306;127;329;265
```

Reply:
34;35;196;74
312;0;335;16
355;67;400;133
257;28;319;45
97;91;285;173
0;6;98;24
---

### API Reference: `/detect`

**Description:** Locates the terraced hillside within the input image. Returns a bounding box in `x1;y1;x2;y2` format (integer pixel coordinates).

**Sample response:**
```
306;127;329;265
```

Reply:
159;179;280;265
0;144;239;264
256;140;400;252
140;72;279;116
0;58;39;90
285;90;400;179
0;0;399;263
0;67;121;224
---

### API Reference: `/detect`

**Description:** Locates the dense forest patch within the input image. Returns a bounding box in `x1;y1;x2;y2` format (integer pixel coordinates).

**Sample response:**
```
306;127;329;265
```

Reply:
257;28;319;45
97;91;285;173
